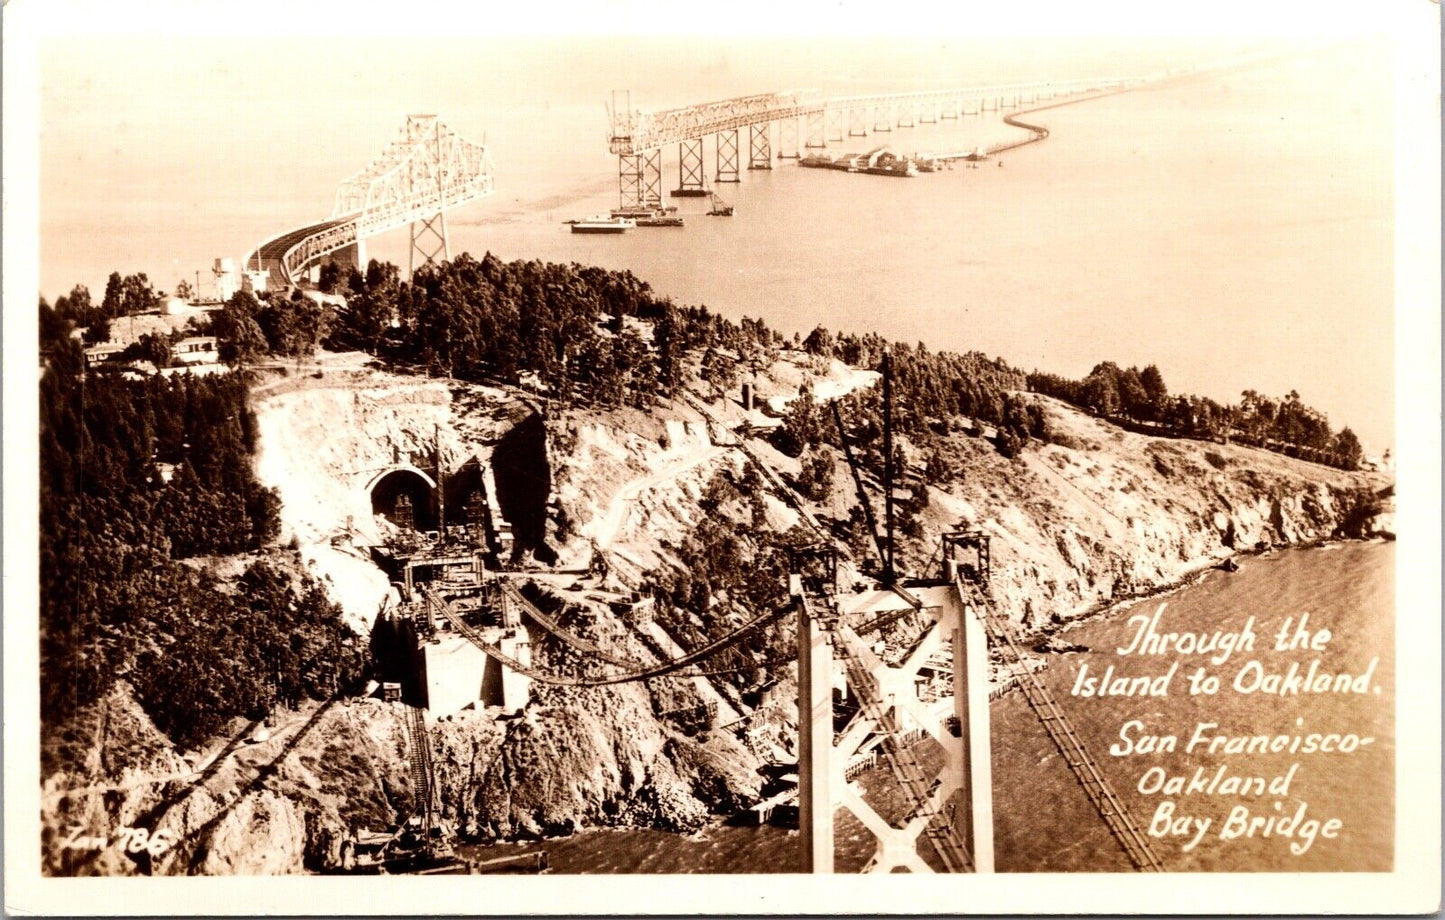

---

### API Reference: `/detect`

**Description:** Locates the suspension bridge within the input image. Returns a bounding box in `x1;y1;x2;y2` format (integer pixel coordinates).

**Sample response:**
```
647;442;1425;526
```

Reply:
246;114;496;287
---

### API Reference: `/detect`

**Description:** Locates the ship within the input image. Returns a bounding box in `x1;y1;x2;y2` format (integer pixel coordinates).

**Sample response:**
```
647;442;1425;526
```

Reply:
964;146;989;162
569;215;635;233
635;215;685;227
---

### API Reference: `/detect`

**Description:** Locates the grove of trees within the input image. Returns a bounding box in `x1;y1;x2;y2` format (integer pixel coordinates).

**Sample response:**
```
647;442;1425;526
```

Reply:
1027;363;1362;470
39;320;363;748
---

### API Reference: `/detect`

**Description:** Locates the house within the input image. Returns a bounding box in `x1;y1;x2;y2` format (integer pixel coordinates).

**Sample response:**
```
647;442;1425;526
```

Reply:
83;343;126;367
173;336;219;365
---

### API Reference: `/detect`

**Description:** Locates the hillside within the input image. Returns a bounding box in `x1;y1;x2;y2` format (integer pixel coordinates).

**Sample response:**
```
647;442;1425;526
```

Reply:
39;345;1391;874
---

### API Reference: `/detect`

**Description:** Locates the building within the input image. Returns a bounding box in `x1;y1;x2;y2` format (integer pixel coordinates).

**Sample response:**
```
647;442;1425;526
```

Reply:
173;336;219;365
82;343;126;368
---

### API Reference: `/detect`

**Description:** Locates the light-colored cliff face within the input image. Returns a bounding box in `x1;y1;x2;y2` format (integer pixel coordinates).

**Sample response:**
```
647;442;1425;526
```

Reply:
41;688;411;877
885;396;1389;633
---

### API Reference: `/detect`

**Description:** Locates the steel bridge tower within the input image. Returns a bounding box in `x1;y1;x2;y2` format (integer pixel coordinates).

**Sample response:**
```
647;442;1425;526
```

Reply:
247;114;495;286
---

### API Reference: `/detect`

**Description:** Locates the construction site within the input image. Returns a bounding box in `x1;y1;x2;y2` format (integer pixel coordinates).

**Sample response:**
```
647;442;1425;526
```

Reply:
264;343;1215;876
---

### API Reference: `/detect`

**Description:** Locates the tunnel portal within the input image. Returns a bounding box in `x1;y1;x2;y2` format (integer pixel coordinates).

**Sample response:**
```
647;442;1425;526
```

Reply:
369;465;439;532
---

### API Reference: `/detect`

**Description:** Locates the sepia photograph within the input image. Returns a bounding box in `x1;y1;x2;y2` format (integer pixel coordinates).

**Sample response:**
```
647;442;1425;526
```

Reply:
4;0;1439;913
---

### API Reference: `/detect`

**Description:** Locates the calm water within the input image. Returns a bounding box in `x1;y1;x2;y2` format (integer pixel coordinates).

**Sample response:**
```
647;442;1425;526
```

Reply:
460;540;1394;873
42;38;1391;449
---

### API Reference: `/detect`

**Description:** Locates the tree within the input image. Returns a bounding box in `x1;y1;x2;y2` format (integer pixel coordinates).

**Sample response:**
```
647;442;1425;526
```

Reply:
1332;427;1364;470
60;284;96;326
802;325;833;357
776;383;824;457
1117;367;1149;419
123;332;171;368
699;346;738;400
214;292;268;366
1081;370;1120;417
652;304;686;396
1140;364;1167;414
102;272;125;318
797;445;835;502
175;279;195;301
81;316;112;346
317;262;341;294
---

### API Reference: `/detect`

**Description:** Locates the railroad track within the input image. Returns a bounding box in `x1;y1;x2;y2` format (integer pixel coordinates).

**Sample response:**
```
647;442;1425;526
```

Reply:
962;580;1164;872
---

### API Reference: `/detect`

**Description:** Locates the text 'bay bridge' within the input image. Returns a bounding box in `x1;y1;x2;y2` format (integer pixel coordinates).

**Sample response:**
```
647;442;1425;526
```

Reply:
606;77;1130;209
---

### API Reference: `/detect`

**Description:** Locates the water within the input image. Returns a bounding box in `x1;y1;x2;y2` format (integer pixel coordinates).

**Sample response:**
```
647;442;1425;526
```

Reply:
41;37;1391;450
459;540;1394;873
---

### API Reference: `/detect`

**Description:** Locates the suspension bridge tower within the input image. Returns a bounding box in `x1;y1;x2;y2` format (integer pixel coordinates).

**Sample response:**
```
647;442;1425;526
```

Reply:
789;539;995;873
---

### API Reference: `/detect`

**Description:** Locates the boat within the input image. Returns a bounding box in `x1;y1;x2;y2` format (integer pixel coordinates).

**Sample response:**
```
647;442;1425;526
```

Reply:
860;148;918;177
635;215;685;227
706;191;733;217
569;216;635;234
611;205;676;219
964;146;989;162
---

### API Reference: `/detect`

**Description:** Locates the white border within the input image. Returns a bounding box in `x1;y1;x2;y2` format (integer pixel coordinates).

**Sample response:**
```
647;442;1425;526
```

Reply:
5;0;1439;914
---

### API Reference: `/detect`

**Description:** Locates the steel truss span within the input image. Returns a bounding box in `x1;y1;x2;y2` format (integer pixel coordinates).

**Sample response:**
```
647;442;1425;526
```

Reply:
248;114;495;286
605;79;1126;155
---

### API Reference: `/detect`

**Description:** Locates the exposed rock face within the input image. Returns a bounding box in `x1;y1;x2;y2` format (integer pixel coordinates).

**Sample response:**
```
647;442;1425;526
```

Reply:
50;368;1389;874
899;402;1390;634
427;681;762;841
42;689;410;877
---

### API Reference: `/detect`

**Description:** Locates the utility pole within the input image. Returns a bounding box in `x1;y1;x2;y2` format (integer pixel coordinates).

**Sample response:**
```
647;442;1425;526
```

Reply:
882;351;894;581
435;423;446;541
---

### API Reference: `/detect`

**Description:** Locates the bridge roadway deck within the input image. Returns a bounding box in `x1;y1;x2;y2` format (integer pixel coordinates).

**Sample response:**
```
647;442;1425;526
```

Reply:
247;216;356;276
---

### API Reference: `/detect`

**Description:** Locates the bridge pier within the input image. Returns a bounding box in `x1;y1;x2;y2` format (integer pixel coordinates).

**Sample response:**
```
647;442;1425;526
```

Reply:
672;138;708;196
618;150;664;209
954;596;995;872
805;110;827;149
777;117;800;159
790;536;996;875
747;123;772;170
408;212;449;280
715;129;740;183
848;107;868;137
872;105;892;133
827;108;845;142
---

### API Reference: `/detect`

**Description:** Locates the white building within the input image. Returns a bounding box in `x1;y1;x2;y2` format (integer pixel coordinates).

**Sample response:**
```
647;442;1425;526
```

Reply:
173;336;219;365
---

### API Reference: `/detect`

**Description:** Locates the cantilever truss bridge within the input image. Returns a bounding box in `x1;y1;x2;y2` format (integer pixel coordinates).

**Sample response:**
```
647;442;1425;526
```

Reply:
605;78;1129;208
248;114;495;286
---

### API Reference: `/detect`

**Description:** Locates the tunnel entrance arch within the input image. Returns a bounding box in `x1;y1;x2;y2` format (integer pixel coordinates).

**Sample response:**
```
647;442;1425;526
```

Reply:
367;464;439;532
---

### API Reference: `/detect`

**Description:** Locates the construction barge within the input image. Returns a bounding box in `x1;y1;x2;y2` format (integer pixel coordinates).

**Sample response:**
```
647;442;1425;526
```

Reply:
799;146;920;177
